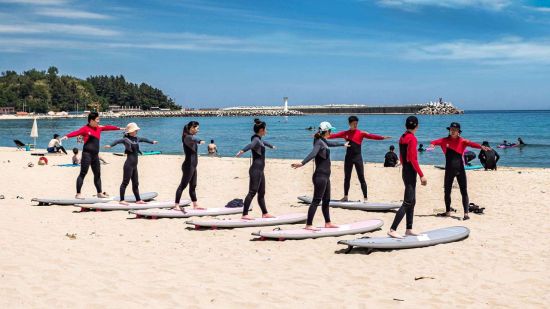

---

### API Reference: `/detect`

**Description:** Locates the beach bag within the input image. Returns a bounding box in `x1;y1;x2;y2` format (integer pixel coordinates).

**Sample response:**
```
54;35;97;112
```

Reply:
225;199;244;208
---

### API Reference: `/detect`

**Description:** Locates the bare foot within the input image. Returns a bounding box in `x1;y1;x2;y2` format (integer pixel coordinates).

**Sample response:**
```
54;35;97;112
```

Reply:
325;223;339;228
387;230;404;239
262;213;275;218
75;193;84;199
305;225;320;231
405;229;421;236
340;196;348;202
192;202;205;210
97;192;109;198
119;200;129;205
135;200;147;204
174;204;186;213
242;215;255;220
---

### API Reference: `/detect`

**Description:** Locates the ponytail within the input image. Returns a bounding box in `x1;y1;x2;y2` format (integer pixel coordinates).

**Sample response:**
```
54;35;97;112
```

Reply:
253;118;266;134
183;121;200;137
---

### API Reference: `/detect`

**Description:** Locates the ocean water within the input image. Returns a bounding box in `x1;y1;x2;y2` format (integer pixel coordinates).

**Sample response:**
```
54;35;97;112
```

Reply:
1;110;549;167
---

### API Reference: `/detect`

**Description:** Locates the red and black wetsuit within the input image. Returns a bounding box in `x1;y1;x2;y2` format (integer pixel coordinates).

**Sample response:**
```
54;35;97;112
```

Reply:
66;124;119;194
431;136;482;214
390;131;424;230
328;129;384;198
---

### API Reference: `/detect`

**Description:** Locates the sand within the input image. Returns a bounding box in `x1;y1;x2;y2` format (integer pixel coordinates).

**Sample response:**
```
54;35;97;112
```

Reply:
0;147;548;308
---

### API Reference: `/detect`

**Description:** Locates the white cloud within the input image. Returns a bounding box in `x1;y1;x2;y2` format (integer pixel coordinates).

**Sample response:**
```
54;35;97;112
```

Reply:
0;0;67;5
523;6;550;13
35;8;111;19
0;23;120;36
406;37;550;64
376;0;511;11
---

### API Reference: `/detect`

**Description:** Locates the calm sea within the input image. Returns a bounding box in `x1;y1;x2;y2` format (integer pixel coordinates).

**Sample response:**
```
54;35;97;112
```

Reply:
1;110;549;167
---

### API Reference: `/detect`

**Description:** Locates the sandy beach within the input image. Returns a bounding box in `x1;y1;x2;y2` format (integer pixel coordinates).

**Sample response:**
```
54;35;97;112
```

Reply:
0;146;548;308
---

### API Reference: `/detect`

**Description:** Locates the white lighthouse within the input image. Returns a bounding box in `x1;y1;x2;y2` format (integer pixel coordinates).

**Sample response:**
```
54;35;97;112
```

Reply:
283;97;289;112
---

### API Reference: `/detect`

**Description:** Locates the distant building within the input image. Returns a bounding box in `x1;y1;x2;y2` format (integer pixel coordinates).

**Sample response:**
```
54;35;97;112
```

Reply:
0;107;15;114
283;97;289;112
108;105;142;112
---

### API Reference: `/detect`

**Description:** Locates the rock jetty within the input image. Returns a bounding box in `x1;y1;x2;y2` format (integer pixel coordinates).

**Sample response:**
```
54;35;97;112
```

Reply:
417;102;463;115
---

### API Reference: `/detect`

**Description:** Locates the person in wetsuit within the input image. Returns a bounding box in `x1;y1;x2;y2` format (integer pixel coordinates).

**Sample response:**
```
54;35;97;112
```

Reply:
418;144;425;153
430;122;490;220
328;116;390;202
105;122;157;205
174;121;205;212
384;145;399;167
388;116;427;239
291;122;349;230
464;151;476;166
478;141;500;170
236;119;276;220
517;137;526;146
61;112;122;199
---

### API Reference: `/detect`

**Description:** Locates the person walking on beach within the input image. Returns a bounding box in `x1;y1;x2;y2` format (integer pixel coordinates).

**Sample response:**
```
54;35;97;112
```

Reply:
236;119;276;220
208;139;218;155
429;122;489;220
104;123;158;205
174;121;205;212
47;134;67;154
61;112;122;199
328;116;390;202
292;122;349;230
388;116;427;238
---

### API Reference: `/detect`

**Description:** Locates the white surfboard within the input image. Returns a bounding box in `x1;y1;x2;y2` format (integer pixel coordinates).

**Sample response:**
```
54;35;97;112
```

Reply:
75;200;191;211
252;219;383;240
297;196;399;211
32;192;158;206
187;213;307;229
130;207;243;219
338;226;470;251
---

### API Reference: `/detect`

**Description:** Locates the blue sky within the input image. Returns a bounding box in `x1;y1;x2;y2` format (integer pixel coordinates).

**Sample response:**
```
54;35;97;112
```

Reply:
0;0;549;110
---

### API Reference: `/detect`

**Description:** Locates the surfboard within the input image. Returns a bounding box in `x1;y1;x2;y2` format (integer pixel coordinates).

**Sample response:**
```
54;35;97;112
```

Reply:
32;192;158;206
76;200;190;211
338;226;470;251
252;219;383;240
130;207;243;219
297;196;399;211
55;163;80;167
187;213;307;229
435;165;483;170
498;144;518;149
142;151;162;156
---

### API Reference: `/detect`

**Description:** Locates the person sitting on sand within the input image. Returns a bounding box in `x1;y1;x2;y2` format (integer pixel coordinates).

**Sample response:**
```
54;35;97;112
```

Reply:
388;116;427;239
384;145;399;167
47;134;67;154
464;151;476;166
104;122;158;205
236;119;276;220
478;141;499;170
208;139;218;155
291;121;349;230
72;148;80;165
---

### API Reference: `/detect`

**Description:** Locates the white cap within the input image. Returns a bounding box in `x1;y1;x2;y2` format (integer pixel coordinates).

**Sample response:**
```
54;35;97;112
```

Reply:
319;121;335;132
125;122;140;133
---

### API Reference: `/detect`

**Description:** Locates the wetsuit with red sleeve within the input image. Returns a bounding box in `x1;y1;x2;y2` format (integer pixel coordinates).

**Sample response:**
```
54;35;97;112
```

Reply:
390;131;423;231
66;125;120;194
328;129;384;198
431;136;482;214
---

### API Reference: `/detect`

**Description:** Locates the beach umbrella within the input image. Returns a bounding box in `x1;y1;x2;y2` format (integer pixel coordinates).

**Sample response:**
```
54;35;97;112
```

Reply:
30;118;38;148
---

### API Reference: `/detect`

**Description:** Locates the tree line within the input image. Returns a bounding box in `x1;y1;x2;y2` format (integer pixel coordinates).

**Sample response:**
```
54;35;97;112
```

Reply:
0;67;181;113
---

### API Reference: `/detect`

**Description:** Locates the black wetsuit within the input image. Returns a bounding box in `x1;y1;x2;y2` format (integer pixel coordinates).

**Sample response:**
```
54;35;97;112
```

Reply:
241;135;274;216
175;134;201;204
478;149;500;170
390;132;423;231
110;136;154;201
464;151;476;165
384;151;398;167
301;138;345;226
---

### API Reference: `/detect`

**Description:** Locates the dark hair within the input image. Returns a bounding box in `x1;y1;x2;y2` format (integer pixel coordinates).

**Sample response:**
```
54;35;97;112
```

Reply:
87;111;99;123
53;134;59;139
419;144;424;147
348;116;359;123
183;121;200;136
405;116;418;130
210;139;214;143
389;145;395;151
72;147;79;154
253;118;266;134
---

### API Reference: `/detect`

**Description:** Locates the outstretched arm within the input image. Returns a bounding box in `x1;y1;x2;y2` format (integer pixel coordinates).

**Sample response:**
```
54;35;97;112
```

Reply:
100;125;121;132
301;142;322;165
362;132;386;140
138;137;155;144
263;141;275;149
65;127;85;139
328;130;347;139
325;140;347;147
